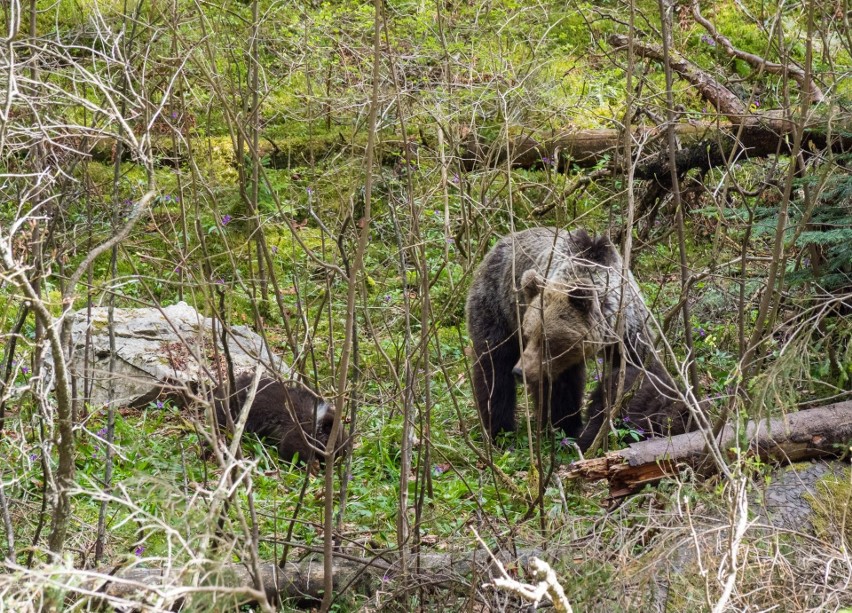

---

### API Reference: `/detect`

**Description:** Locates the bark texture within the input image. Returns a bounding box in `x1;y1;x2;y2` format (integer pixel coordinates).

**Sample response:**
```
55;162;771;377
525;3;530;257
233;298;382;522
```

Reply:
565;401;852;499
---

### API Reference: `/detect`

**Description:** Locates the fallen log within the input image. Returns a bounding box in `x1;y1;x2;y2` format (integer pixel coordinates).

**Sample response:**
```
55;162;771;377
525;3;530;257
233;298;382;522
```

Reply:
460;32;849;176
85;547;543;608
88;557;374;606
608;34;747;121
565;401;852;499
459;123;712;172
458;115;852;176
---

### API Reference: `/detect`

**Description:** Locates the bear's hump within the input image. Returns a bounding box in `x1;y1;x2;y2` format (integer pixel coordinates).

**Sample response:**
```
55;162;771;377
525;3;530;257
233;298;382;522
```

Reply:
510;227;619;279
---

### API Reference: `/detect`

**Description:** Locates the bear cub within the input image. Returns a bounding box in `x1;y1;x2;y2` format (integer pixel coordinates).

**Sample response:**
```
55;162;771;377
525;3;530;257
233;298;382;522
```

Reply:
466;226;662;448
214;373;338;464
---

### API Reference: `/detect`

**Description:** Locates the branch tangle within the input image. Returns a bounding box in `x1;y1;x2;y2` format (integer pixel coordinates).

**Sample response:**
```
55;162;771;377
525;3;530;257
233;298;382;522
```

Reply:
691;0;824;103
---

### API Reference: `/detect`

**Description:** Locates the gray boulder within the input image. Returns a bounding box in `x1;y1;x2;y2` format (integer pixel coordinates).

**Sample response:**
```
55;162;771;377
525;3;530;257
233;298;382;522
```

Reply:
60;301;289;409
757;460;849;535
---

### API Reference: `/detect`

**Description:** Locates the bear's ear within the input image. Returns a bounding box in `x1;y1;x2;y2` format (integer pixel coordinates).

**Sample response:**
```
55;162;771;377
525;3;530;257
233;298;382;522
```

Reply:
315;402;334;427
521;269;546;301
585;235;615;265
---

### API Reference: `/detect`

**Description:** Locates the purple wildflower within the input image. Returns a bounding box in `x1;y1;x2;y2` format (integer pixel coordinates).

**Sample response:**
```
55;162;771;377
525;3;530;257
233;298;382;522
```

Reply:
433;465;445;476
698;327;706;337
753;98;761;108
156;400;164;409
221;214;232;226
701;34;716;47
306;186;314;196
559;437;571;447
171;111;179;120
446;237;455;244
271;245;278;254
29;453;37;462
383;295;391;303
97;427;107;437
135;546;145;557
623;416;631;423
451;174;459;184
541;156;552;165
21;366;28;375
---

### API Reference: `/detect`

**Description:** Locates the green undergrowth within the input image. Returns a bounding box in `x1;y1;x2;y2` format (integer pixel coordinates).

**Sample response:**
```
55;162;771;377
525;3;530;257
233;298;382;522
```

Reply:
2;0;850;607
808;469;852;547
4;139;850;581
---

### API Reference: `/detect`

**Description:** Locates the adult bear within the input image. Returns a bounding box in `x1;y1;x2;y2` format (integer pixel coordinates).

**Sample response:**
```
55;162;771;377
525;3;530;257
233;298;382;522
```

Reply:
214;373;339;464
466;227;663;446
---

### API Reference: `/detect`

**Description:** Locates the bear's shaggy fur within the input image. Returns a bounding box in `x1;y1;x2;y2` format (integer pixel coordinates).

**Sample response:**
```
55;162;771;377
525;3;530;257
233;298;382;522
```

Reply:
466;227;659;444
214;374;337;463
576;361;693;449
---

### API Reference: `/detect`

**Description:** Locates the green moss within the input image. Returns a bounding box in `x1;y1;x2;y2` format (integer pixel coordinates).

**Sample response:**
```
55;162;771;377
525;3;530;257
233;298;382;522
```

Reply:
807;469;852;545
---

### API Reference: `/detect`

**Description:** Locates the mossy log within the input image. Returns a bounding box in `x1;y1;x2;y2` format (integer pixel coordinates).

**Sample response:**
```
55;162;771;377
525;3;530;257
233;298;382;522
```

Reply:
89;548;542;606
459;115;852;177
459;123;707;172
565;401;852;499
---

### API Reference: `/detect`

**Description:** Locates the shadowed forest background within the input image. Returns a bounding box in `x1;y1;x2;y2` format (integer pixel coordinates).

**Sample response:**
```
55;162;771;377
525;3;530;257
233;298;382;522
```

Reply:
0;0;851;609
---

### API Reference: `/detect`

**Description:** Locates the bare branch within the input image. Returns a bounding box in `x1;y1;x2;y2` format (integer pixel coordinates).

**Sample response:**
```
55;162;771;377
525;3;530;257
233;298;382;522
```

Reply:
608;33;747;121
692;0;824;103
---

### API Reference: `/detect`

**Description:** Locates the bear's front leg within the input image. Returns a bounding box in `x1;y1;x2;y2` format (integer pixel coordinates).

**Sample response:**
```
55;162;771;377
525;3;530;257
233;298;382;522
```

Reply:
545;363;585;439
471;339;520;438
576;364;627;451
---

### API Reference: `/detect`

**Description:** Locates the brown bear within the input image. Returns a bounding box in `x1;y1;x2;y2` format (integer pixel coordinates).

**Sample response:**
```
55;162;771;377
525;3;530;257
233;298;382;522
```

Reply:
576;360;693;449
213;373;339;464
466;227;661;446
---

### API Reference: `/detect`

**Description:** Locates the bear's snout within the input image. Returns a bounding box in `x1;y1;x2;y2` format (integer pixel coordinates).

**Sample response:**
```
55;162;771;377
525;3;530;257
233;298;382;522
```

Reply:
513;356;541;384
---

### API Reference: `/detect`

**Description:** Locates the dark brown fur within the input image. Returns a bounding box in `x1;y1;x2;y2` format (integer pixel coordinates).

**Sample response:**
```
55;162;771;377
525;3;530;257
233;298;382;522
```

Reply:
577;361;694;449
214;374;338;464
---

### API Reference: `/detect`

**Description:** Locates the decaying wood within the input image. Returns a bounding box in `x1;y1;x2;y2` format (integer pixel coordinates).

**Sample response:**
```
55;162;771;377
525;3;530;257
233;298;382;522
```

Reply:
89;548;544;606
690;0;823;103
91;558;371;605
459;115;852;176
459;123;712;172
460;31;848;177
565;401;852;499
86;113;850;179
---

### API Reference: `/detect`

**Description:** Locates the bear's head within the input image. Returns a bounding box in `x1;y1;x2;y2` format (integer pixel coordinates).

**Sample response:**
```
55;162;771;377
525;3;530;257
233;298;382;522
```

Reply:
513;234;621;385
266;380;340;464
214;375;344;465
513;270;608;385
